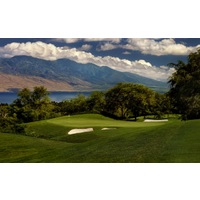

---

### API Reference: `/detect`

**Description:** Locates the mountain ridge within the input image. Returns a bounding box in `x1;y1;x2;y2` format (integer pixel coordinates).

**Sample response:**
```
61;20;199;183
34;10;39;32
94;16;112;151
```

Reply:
0;55;168;92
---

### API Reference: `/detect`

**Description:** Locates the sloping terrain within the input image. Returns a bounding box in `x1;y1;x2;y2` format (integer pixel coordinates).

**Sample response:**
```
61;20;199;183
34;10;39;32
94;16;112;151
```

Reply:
0;114;199;163
0;73;76;92
0;56;168;92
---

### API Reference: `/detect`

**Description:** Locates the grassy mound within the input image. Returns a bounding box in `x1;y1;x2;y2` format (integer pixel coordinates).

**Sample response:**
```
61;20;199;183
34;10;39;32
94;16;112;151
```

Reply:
0;114;200;162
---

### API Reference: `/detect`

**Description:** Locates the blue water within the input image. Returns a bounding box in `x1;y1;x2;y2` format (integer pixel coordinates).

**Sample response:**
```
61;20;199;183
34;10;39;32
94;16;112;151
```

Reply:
0;91;91;104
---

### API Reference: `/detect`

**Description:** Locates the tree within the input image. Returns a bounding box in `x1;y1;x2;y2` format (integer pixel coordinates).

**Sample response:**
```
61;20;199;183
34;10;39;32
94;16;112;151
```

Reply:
104;83;132;119
168;48;200;119
15;88;32;107
104;83;156;120
59;94;89;115
87;91;105;113
12;86;53;122
153;93;171;119
0;104;25;134
31;86;50;109
0;104;9;119
128;84;156;120
70;94;88;114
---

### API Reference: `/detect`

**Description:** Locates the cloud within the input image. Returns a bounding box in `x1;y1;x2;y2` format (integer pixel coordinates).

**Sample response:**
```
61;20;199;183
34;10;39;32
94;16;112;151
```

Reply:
122;38;199;56
78;44;92;51
53;38;121;44
0;41;174;81
84;38;121;43
53;38;200;56
0;42;60;60
53;38;81;43
98;43;118;51
122;51;131;55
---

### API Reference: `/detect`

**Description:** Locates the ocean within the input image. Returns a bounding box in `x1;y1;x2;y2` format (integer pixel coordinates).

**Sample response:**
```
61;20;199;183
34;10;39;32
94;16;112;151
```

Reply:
0;91;91;104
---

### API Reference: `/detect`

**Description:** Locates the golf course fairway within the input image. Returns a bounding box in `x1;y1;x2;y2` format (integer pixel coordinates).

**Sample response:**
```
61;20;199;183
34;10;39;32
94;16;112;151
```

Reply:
0;114;200;163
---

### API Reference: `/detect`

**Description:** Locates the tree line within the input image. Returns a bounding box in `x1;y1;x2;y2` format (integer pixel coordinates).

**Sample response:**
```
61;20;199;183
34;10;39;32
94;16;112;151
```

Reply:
0;83;171;133
55;83;172;119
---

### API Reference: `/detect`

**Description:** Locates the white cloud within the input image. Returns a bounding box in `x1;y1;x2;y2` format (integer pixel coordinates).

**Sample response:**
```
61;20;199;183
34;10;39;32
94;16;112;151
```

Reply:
53;38;81;43
78;44;92;51
98;43;118;51
0;41;174;81
123;38;199;56
53;38;200;56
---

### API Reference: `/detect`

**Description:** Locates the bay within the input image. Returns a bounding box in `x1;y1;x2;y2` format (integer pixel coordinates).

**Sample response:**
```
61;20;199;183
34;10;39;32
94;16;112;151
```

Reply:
0;91;91;104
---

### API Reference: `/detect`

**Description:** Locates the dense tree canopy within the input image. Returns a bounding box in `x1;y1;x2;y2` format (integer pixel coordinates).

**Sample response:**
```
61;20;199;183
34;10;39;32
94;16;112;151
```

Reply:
168;49;200;119
87;91;105;113
12;86;54;122
104;83;158;120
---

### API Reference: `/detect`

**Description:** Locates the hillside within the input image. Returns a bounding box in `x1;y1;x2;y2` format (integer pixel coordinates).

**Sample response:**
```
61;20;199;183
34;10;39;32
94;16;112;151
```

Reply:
0;114;200;163
0;55;168;92
0;73;76;92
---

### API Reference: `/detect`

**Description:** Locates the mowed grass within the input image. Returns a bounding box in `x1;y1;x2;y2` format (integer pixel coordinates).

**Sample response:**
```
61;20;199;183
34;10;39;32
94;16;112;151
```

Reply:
0;114;200;163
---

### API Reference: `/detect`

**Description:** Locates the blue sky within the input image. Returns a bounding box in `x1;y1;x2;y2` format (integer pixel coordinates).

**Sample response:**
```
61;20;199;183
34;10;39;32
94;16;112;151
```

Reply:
0;38;200;81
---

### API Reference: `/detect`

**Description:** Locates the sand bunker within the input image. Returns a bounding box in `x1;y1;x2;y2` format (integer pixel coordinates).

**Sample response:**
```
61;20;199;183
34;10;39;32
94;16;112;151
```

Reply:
68;128;94;135
101;128;116;130
68;127;117;135
144;119;168;122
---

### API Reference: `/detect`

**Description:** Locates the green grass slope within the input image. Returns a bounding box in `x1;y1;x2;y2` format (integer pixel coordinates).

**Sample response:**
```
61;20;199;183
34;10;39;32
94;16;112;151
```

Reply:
0;114;200;163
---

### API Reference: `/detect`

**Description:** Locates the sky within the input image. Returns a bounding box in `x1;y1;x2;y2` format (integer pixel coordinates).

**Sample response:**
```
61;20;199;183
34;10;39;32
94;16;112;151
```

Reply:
0;38;200;82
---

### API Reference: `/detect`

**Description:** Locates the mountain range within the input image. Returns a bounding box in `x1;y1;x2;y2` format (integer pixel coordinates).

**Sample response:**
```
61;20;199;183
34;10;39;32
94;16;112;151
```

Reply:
0;56;168;92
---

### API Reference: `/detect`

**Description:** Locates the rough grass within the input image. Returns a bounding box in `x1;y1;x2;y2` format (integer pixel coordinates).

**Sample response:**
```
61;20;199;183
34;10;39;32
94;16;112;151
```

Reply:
0;114;200;163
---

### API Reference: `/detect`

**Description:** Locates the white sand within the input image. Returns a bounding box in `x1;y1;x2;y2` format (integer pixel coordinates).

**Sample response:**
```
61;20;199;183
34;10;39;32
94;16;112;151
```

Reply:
101;128;116;130
68;128;94;135
144;119;168;122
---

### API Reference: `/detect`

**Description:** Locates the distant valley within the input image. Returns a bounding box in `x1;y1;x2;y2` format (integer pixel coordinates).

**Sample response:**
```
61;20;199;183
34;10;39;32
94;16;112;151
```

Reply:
0;56;168;92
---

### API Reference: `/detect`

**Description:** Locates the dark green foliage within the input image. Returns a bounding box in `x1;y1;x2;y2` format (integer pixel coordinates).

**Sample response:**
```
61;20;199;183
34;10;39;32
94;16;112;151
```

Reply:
153;93;172;119
168;49;200;119
0;114;25;134
87;91;105;113
57;94;89;115
12;86;54;122
104;83;157;120
0;104;26;134
54;83;172;120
